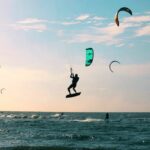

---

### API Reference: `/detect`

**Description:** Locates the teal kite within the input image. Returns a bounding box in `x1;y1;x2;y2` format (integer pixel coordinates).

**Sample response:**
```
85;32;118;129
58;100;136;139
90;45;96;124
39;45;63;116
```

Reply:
85;48;94;66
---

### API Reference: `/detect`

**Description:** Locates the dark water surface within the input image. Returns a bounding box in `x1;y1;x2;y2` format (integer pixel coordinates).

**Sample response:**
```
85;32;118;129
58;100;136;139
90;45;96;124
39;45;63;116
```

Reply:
0;112;150;150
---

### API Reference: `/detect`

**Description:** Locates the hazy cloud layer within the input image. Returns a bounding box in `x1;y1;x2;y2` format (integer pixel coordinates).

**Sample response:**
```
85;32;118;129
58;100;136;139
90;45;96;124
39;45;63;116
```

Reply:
135;25;150;36
11;13;150;44
65;13;150;45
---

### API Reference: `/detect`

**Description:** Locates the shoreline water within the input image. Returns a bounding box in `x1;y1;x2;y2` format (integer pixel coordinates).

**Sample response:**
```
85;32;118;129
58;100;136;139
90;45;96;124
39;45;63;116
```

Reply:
0;112;150;150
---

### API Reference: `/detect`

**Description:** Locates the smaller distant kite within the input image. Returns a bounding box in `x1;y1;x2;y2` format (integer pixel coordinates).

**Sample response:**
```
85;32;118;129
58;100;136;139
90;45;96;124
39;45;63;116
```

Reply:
85;48;94;66
115;7;132;26
109;60;120;73
1;88;6;94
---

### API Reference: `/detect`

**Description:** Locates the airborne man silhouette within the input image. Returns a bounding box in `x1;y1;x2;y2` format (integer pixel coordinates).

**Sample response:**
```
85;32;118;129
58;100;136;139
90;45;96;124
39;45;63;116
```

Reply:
67;68;79;95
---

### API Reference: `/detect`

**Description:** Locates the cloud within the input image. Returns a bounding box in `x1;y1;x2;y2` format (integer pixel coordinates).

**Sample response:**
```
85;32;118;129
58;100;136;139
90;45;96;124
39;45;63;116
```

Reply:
135;25;150;36
123;15;150;37
61;15;106;26
67;33;122;45
66;21;135;45
145;11;150;14
17;18;48;24
76;14;90;21
12;13;150;40
61;21;80;25
123;15;150;23
92;16;106;21
89;16;107;26
116;43;125;47
64;13;150;45
11;24;47;32
11;18;50;32
93;23;131;36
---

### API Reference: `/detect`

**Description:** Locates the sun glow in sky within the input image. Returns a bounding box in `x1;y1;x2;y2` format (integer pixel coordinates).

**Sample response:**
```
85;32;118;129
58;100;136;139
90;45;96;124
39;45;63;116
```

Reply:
0;0;150;112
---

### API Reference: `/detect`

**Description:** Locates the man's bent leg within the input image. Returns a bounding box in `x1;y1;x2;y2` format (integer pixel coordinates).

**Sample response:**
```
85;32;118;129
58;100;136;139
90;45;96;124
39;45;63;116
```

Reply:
73;88;76;93
73;85;77;93
68;84;73;94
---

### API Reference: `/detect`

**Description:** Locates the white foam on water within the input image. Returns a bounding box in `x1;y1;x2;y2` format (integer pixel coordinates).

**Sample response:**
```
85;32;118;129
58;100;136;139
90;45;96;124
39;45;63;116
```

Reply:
30;114;39;119
6;114;17;119
51;113;66;118
73;118;104;122
0;114;5;118
51;113;61;117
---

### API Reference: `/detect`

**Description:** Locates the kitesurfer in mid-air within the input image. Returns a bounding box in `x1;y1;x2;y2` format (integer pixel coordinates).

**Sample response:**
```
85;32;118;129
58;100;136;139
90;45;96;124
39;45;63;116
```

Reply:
68;69;79;95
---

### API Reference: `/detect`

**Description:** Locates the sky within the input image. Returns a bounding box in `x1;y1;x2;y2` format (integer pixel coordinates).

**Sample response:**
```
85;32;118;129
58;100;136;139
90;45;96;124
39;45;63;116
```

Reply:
0;0;150;112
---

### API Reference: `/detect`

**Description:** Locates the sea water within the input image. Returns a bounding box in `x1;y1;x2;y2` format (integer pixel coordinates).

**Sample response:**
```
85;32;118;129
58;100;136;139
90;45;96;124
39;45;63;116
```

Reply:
0;112;150;150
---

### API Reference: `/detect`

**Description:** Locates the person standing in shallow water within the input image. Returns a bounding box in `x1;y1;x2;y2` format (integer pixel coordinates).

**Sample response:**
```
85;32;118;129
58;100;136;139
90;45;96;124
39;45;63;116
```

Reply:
68;72;79;95
105;113;109;120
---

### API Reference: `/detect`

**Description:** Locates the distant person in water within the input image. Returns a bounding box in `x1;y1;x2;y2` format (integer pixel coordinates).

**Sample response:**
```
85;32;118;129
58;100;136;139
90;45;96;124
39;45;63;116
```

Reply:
68;72;79;95
60;112;64;117
105;113;109;120
59;112;64;119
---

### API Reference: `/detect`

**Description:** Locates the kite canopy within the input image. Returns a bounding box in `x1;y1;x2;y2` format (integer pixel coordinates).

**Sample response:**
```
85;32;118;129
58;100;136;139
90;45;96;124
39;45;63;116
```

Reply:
109;60;120;73
115;7;132;26
85;48;94;66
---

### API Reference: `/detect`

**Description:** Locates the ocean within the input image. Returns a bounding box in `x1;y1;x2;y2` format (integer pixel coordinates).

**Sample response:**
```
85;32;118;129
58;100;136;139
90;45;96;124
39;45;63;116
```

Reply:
0;112;149;150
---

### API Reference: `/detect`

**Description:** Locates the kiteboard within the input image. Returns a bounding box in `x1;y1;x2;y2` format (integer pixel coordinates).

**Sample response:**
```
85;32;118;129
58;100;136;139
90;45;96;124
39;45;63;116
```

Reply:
66;92;81;98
